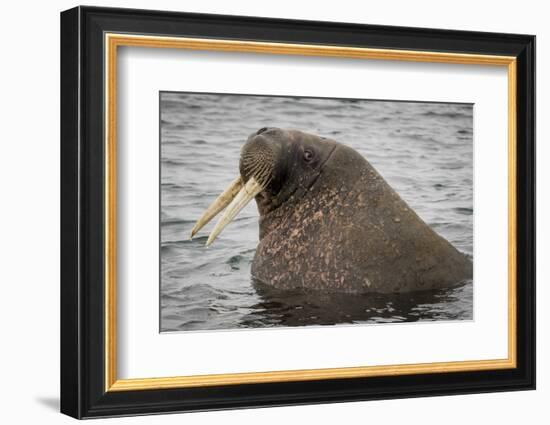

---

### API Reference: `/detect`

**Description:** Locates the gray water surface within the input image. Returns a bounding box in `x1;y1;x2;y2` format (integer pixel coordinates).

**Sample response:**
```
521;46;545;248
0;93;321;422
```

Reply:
160;93;473;332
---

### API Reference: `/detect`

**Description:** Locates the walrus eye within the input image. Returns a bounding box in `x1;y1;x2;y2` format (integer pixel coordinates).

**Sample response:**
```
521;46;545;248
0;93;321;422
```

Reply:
303;149;314;163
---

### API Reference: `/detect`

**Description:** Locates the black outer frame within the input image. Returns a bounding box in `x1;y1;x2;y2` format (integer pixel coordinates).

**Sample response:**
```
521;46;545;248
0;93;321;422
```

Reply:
60;5;535;419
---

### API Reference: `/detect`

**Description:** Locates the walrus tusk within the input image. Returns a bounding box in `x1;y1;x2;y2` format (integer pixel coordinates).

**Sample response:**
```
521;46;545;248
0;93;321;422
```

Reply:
190;176;243;239
206;177;264;246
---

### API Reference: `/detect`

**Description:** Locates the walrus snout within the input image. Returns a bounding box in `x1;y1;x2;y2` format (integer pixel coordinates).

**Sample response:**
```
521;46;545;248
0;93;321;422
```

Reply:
190;128;284;245
239;133;277;188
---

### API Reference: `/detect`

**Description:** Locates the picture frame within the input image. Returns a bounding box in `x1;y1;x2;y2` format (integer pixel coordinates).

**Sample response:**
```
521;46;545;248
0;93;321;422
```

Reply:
60;5;535;419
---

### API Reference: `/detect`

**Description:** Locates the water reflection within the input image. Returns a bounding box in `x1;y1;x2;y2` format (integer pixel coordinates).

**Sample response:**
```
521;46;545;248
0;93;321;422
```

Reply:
238;279;473;328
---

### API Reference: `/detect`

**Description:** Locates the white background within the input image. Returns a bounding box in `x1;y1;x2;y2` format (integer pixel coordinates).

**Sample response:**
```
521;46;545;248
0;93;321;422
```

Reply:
119;48;508;378
0;1;546;424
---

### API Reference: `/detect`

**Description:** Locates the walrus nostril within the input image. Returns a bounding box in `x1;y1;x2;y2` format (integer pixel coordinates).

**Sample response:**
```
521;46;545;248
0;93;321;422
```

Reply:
257;127;269;135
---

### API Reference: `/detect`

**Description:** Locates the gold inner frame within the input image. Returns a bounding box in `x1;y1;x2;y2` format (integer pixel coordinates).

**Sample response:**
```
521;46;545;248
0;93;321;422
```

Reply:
104;33;517;392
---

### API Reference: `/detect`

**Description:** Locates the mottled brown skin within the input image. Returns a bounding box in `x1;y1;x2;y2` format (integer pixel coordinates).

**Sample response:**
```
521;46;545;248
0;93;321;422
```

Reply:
242;128;472;294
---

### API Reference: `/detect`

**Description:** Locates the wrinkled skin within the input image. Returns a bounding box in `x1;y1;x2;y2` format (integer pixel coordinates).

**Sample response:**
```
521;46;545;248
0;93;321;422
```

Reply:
246;128;472;294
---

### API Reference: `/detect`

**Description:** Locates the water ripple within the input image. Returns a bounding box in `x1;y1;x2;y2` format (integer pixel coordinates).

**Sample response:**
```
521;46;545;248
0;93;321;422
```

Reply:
160;93;473;332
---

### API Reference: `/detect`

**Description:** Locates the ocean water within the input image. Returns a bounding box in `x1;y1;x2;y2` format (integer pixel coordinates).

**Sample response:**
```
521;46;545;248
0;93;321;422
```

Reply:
160;92;473;332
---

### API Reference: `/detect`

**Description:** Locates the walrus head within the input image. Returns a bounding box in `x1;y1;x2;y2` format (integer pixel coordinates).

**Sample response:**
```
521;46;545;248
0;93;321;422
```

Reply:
191;127;337;245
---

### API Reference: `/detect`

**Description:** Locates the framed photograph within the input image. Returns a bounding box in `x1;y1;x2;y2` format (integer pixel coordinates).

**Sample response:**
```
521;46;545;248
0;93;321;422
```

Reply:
60;6;535;419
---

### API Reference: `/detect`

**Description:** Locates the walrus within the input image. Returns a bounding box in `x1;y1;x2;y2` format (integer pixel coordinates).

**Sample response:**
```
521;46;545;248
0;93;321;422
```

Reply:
190;127;472;294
